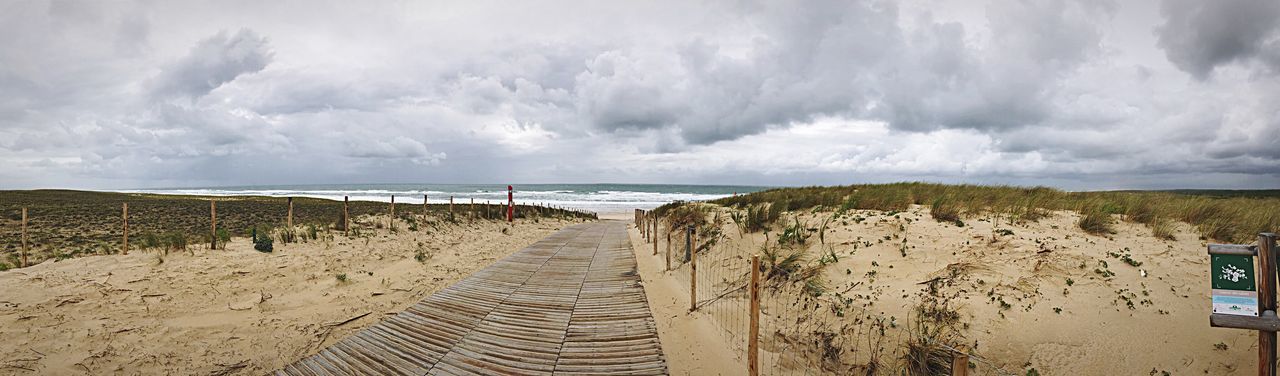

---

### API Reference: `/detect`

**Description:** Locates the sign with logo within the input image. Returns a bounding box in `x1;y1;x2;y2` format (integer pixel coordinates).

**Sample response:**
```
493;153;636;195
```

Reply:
1212;254;1258;316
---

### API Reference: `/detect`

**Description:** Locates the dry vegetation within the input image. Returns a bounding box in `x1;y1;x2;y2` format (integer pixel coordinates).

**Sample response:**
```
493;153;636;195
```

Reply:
0;190;595;269
712;182;1280;243
650;183;1277;375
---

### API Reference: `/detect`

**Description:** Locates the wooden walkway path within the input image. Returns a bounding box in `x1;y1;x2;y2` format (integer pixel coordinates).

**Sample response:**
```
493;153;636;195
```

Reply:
278;221;667;375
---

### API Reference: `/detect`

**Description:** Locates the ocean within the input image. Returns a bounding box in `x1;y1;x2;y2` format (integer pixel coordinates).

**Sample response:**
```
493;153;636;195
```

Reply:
117;184;770;214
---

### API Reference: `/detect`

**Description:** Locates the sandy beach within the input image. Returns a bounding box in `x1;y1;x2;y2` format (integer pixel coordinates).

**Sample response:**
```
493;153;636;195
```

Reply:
0;214;580;374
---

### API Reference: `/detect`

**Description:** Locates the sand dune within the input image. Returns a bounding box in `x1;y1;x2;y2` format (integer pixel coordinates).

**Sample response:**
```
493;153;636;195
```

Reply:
632;204;1256;375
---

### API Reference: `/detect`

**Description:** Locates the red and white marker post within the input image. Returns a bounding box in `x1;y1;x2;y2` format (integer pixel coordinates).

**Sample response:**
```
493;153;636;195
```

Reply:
507;185;514;223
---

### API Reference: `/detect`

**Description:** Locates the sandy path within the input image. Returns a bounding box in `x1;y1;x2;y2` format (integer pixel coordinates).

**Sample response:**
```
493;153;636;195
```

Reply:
0;216;582;375
627;219;746;375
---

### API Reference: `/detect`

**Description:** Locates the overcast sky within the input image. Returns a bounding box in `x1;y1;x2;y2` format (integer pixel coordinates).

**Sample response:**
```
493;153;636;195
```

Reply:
1;0;1277;190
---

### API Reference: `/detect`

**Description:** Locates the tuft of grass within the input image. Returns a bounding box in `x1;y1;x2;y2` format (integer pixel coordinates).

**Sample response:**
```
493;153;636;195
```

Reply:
335;273;348;283
929;197;963;225
1151;218;1176;240
1077;206;1115;235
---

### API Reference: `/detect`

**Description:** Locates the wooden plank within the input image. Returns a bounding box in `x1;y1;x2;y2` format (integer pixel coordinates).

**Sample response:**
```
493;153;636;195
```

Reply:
1209;243;1257;256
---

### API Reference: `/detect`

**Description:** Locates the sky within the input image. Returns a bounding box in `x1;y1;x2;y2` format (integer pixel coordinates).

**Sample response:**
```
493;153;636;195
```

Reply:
1;0;1278;190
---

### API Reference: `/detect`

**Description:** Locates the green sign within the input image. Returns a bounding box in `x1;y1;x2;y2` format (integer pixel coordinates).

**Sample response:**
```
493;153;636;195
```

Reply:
1212;254;1258;316
1212;254;1255;291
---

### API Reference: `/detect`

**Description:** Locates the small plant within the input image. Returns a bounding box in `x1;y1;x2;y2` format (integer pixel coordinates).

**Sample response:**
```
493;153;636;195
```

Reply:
252;227;273;253
1066;278;1075;286
1052;307;1062;314
335;273;348;283
1214;342;1229;351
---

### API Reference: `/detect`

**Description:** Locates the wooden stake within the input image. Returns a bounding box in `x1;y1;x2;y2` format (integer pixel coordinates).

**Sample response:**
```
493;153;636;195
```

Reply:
390;195;395;230
652;213;658;256
689;225;696;312
1262;232;1279;376
950;348;969;376
470;198;475;221
122;203;129;255
749;254;761;376
666;230;671;271
423;194;428;220
343;196;350;236
287;197;294;229
20;207;28;267
449;196;454;219
210;200;217;250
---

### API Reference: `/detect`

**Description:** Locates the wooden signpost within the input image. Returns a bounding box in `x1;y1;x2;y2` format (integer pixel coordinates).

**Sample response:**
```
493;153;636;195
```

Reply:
1209;233;1280;376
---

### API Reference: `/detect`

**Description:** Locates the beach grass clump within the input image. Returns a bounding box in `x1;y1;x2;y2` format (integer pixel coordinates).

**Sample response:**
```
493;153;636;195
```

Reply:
1077;205;1115;235
929;197;963;225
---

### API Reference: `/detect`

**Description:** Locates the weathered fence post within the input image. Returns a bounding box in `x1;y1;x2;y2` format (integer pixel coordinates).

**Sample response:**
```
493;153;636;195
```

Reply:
423;194;428;220
1264;233;1280;376
450;196;454;219
21;207;28;267
287;197;294;230
749;254;761;376
122;203;129;255
210;200;217;250
689;224;696;312
470;198;475;221
343;196;350;236
652;213;658;256
951;348;969;376
390;195;396;231
665;229;671;271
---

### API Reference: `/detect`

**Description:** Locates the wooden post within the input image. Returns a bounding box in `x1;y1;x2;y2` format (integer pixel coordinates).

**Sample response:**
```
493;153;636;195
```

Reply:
390;195;396;230
652;213;658;256
470;198;475;221
749;254;761;376
122;203;129;255
423;194;428;220
343;196;349;236
666;230;671;271
287;197;294;229
449;196;454;219
689;224;696;312
210;200;217;250
20;207;27;267
950;348;969;376
1262;233;1280;376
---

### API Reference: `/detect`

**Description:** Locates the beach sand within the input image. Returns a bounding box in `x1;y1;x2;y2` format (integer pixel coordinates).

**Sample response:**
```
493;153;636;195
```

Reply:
0;215;580;374
630;204;1256;375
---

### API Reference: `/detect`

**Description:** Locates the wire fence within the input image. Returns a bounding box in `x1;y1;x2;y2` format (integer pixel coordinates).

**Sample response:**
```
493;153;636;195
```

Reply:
645;210;1017;376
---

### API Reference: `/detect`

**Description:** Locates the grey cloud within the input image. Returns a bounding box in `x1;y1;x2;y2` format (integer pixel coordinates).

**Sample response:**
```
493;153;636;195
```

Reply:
150;28;273;100
1156;0;1280;79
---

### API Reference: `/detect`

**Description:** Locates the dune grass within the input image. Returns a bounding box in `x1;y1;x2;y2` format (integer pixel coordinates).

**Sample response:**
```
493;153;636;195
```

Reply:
711;182;1280;243
1;190;595;267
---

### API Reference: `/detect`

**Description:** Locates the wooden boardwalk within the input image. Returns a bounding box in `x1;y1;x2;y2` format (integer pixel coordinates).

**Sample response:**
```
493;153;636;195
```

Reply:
278;221;667;375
